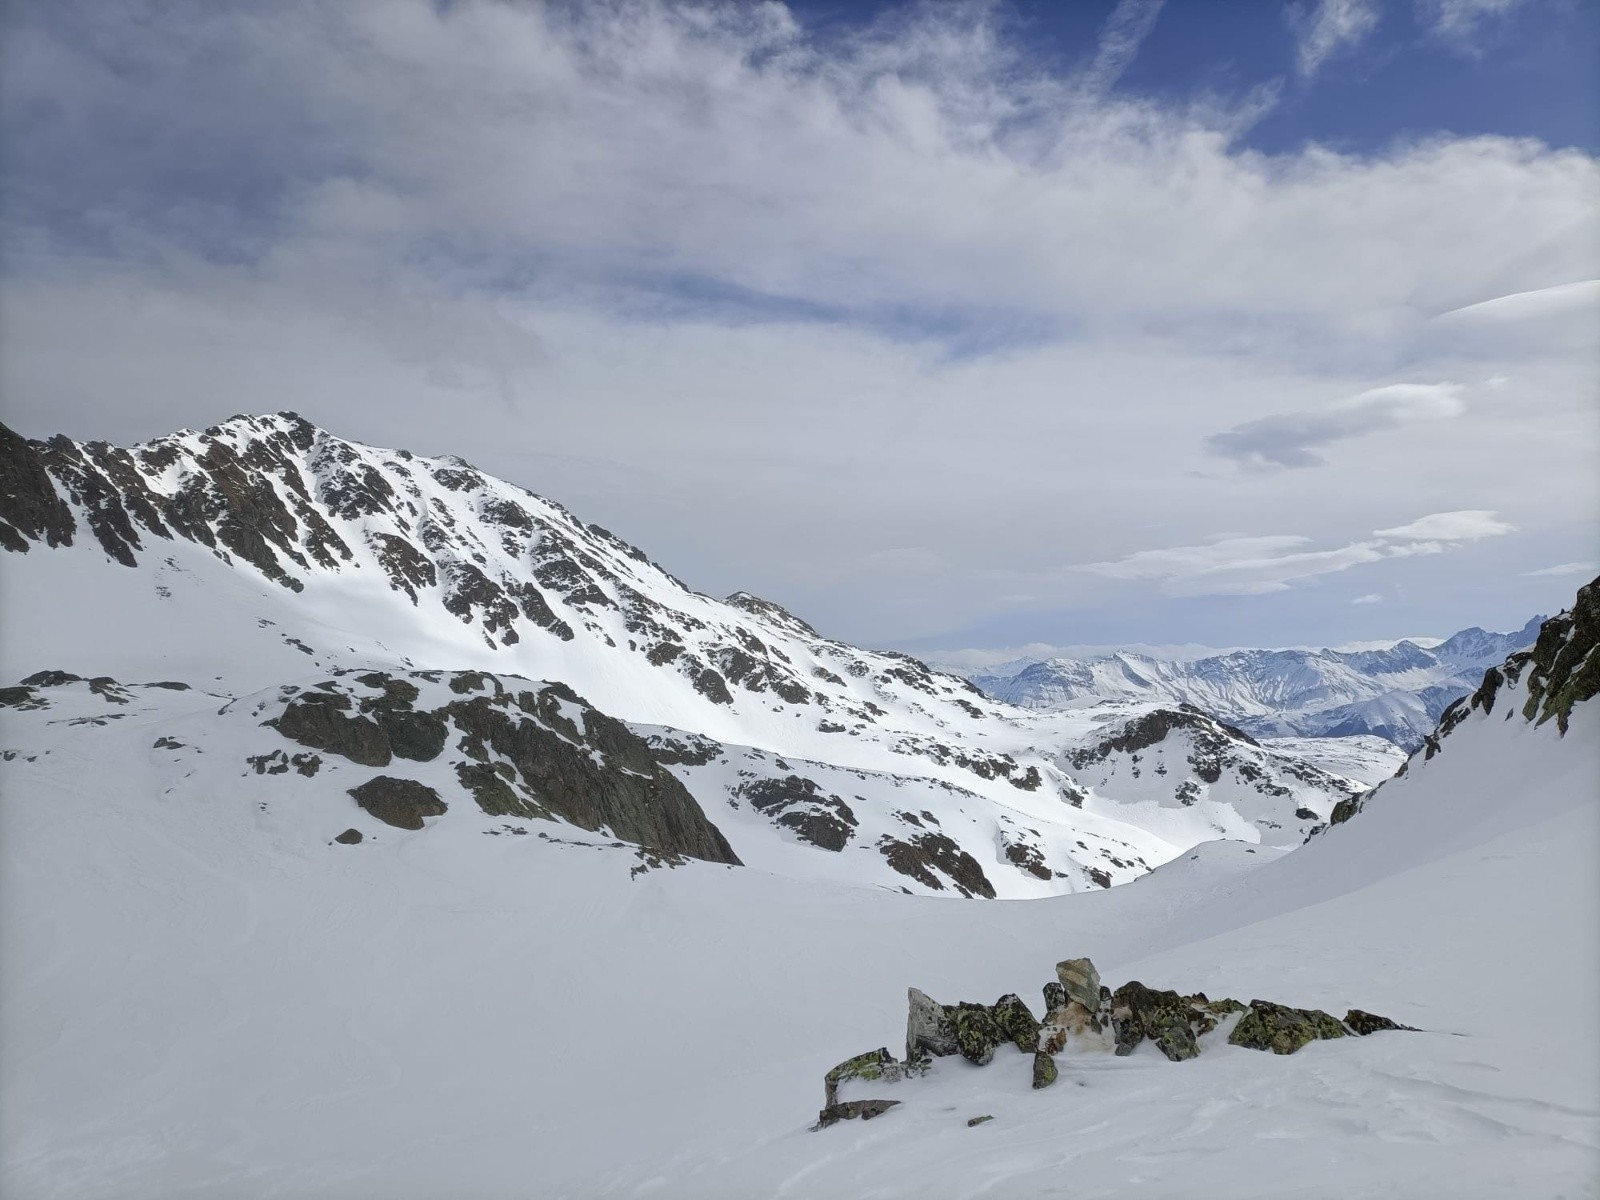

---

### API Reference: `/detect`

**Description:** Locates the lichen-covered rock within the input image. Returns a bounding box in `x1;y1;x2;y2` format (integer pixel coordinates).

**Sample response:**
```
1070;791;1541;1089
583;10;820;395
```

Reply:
990;993;1041;1053
1228;1000;1347;1054
1110;981;1200;1062
907;987;958;1061
1344;1008;1413;1035
947;1003;1004;1066
347;776;448;830
822;1047;925;1105
812;1098;899;1130
1042;980;1067;1013
1031;1051;1058;1090
1056;958;1101;1011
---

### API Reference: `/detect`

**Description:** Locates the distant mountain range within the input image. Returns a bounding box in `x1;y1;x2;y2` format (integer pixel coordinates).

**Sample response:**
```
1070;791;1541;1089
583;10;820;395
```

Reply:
964;620;1545;749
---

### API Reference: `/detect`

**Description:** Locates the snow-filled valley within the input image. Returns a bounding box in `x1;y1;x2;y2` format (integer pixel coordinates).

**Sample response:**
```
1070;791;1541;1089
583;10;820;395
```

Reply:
1;415;1596;1199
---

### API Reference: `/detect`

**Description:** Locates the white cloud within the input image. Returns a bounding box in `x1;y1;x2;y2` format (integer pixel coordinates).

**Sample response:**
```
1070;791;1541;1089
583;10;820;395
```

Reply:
1352;593;1384;604
1291;0;1381;79
1374;510;1515;541
1078;510;1515;597
0;1;1595;646
1081;0;1166;94
1207;382;1466;469
1417;0;1536;49
1523;561;1598;578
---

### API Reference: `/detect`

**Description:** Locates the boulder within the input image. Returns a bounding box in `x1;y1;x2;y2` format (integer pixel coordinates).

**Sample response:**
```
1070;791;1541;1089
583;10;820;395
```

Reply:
907;987;958;1060
1056;958;1102;1011
333;828;363;845
1110;981;1200;1062
347;776;448;830
813;1099;899;1130
947;1002;1003;1066
823;1047;924;1105
1031;1051;1058;1090
1228;1000;1346;1055
990;993;1041;1053
1042;980;1067;1013
1344;1008;1413;1035
967;1114;994;1127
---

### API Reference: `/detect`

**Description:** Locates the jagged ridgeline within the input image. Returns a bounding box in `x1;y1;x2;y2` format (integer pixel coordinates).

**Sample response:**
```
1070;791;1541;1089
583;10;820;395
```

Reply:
0;415;1373;891
1326;575;1598;830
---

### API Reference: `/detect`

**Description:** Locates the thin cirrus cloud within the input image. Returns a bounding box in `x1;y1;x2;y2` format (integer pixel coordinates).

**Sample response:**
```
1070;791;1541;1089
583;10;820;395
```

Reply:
1522;561;1598;578
1205;383;1466;471
1080;0;1167;94
1291;0;1380;79
1077;509;1515;597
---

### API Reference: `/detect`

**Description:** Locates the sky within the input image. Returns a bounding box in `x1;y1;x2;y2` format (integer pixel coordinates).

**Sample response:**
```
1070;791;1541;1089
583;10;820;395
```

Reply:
1;0;1596;659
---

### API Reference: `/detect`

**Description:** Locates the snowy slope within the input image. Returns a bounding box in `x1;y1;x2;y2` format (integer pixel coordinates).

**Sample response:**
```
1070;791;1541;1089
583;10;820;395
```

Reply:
970;619;1543;748
1;581;1594;1199
0;415;1358;891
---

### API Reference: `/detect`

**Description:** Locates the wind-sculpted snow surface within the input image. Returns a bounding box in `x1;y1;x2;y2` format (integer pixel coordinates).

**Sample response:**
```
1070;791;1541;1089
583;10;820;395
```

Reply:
1;577;1595;1197
0;414;1359;891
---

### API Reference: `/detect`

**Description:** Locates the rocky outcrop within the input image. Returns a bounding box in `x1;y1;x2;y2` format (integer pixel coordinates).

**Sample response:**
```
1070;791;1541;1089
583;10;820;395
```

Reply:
1326;576;1597;832
269;670;741;866
815;956;1411;1130
1228;1000;1346;1055
348;776;448;830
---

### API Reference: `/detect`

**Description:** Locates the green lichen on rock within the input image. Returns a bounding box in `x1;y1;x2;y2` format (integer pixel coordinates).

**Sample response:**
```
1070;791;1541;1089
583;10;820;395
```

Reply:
947;1002;1003;1066
1110;981;1201;1062
1228;1000;1346;1055
990;993;1041;1053
1031;1051;1058;1090
1521;576;1599;734
822;1047;925;1105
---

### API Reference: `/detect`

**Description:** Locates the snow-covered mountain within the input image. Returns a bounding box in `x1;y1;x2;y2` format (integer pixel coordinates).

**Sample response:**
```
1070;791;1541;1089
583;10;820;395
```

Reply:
0;414;1361;897
3;530;1593;1197
968;618;1544;749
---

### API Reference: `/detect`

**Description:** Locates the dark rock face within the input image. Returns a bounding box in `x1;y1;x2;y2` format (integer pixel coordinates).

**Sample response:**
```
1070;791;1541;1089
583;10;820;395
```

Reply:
1228;1000;1346;1055
1519;575;1598;734
877;833;995;899
266;671;740;865
0;423;78;553
348;776;448;830
737;775;858;852
275;692;391;767
334;828;363;844
443;679;740;866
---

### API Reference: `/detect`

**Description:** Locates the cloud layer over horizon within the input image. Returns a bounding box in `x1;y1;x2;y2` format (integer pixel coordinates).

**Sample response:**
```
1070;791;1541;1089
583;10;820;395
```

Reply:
2;0;1595;651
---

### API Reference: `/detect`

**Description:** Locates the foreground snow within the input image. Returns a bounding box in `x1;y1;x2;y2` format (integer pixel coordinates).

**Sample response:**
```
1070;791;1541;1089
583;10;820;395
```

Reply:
2;673;1594;1198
